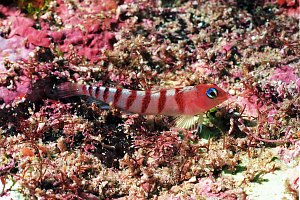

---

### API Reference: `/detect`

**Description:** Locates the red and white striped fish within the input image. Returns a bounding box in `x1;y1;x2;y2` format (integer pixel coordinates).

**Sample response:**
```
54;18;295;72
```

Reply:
54;82;228;128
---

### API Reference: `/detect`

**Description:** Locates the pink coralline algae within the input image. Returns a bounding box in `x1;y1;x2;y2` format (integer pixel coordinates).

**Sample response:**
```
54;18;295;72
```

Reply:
270;65;299;85
188;62;212;75
277;0;300;18
0;34;35;105
0;36;33;70
49;28;116;62
0;4;50;47
0;76;31;104
47;0;119;62
278;140;300;165
0;5;50;104
233;93;261;117
7;16;50;47
193;177;238;199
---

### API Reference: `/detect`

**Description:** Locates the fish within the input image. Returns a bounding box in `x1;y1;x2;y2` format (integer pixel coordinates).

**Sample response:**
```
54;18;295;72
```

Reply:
53;82;228;129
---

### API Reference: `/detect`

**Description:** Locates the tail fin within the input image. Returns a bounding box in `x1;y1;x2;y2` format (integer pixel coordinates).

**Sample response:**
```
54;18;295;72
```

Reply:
50;82;82;99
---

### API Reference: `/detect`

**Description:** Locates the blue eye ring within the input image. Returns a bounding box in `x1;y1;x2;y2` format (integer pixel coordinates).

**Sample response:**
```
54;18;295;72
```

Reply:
206;88;218;99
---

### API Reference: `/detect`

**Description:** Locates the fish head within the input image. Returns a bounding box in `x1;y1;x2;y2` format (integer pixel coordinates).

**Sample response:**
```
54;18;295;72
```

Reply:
193;83;229;111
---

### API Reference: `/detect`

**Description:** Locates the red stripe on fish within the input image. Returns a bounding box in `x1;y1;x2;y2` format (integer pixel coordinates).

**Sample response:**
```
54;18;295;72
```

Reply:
141;90;151;113
82;85;87;95
113;88;123;107
95;86;100;99
126;90;137;110
103;87;109;102
88;86;93;96
158;89;167;113
175;88;184;113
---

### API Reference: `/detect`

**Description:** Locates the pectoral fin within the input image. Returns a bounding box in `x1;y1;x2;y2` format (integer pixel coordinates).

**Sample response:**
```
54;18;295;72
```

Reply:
174;115;203;130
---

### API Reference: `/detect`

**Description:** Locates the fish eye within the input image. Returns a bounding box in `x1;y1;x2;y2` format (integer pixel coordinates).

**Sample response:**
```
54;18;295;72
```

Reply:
206;88;218;99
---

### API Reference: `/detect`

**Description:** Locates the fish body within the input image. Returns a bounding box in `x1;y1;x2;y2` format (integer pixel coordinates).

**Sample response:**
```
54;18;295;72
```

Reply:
55;82;228;117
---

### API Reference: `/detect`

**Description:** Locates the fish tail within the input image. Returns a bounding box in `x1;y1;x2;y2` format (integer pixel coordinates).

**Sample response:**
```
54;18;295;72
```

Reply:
51;82;82;98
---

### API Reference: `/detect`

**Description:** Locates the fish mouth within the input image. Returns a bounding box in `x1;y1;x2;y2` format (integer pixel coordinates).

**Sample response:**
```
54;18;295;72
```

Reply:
220;92;230;101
